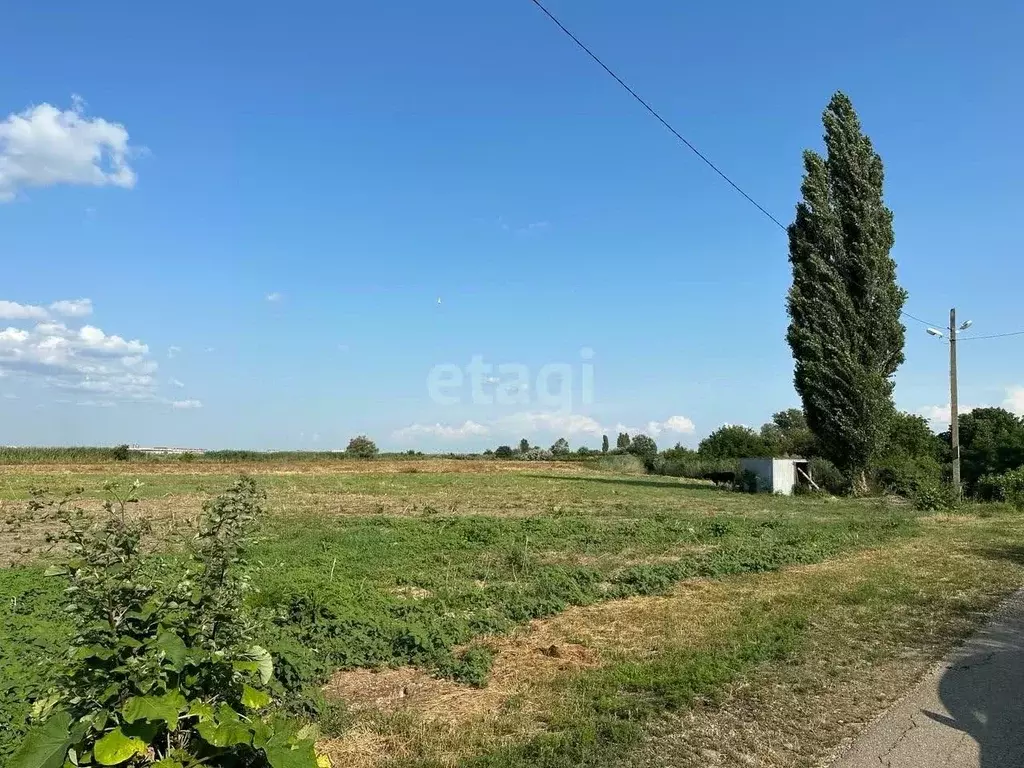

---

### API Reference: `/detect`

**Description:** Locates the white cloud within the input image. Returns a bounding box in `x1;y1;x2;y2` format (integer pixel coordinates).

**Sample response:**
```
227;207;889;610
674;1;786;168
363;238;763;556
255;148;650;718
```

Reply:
1003;387;1024;417
393;411;695;446
169;378;185;388
394;421;491;440
50;298;93;317
498;411;603;436
171;399;202;409
918;404;976;426
645;416;696;436
0;300;49;320
265;292;282;303
0;302;158;401
76;400;116;408
167;345;181;359
2;393;16;399
0;97;138;202
204;347;215;353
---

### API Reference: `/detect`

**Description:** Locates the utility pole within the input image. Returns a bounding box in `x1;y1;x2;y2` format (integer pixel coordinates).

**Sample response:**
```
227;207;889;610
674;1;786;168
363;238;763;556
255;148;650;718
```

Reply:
949;307;961;499
927;311;971;497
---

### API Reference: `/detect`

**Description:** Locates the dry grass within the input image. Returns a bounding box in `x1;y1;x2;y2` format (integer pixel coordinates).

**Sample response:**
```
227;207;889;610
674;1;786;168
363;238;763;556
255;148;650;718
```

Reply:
628;518;1024;767
319;515;1024;768
0;459;592;477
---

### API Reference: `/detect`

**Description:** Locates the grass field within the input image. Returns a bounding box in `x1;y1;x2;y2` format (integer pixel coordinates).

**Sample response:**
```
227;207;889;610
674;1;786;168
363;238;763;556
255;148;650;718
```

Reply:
1;459;1022;767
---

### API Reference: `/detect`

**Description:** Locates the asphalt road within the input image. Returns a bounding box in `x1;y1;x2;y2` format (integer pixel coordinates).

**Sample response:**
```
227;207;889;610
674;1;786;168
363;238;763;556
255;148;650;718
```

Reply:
831;588;1024;768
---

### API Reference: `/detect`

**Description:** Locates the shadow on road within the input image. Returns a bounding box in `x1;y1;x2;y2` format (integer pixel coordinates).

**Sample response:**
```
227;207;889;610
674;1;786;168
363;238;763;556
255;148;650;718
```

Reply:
922;616;1024;767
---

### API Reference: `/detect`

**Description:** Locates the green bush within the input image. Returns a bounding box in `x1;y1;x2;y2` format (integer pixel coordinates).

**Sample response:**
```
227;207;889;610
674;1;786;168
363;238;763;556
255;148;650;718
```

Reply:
591;454;646;475
912;481;957;512
873;455;944;498
807;457;845;495
494;445;514;459
111;444;131;462
976;467;1024;509
345;435;378;459
949;408;1024;491
649;456;738;481
627;434;658;462
8;479;321;768
698;426;769;460
512;448;554;461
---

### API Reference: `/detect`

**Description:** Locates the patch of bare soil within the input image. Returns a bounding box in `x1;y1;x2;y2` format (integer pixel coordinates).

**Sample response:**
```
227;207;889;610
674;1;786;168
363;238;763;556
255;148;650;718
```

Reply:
320;579;741;767
0;495;201;566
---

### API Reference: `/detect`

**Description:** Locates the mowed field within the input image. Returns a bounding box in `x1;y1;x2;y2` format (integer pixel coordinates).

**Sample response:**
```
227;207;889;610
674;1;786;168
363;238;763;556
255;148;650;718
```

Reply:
2;458;1023;767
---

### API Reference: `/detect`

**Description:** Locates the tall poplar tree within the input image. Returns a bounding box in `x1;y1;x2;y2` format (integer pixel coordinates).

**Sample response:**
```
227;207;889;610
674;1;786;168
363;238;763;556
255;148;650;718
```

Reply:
787;92;907;492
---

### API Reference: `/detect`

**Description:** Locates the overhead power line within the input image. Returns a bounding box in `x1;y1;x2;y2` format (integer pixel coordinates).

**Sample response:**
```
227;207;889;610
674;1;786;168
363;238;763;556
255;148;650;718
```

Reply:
528;0;787;232
900;310;943;329
526;0;944;332
959;330;1024;342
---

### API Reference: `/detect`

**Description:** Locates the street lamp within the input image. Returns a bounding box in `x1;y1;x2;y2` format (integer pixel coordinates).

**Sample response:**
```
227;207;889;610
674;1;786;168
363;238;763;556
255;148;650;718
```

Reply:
925;310;973;499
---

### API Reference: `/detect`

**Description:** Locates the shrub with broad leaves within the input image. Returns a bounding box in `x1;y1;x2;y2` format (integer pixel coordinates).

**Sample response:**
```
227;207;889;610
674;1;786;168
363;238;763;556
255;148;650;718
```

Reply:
10;477;327;768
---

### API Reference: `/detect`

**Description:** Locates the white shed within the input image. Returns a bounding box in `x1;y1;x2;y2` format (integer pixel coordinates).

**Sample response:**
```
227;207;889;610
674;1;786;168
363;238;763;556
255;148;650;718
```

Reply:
739;458;811;495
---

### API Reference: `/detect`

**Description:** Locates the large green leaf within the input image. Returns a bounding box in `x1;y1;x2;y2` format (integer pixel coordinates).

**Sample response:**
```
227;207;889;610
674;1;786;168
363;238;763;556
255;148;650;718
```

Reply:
263;738;318;768
195;719;253;748
155;632;188;671
186;701;215;722
93;727;147;766
122;692;183;729
241;684;272;710
9;711;74;768
245;645;274;684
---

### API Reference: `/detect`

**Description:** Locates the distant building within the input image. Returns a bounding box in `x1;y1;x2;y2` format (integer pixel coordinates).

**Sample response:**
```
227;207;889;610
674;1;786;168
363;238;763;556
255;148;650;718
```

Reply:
739;457;811;495
132;445;206;456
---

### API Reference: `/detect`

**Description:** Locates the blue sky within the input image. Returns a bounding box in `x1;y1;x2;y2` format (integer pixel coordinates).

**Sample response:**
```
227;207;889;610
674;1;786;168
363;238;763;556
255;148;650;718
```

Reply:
1;0;1022;450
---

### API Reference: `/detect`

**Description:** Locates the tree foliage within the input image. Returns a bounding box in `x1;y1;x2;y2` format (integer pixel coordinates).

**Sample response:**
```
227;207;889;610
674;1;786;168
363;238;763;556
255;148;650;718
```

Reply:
976;466;1024;508
627;434;658;460
947;408;1024;491
787;92;907;490
494;445;513;459
698;426;768;460
879;412;944;463
519;438;530;454
759;409;816;457
550;438;570;456
615;433;630;450
601;435;609;454
345;435;378;459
